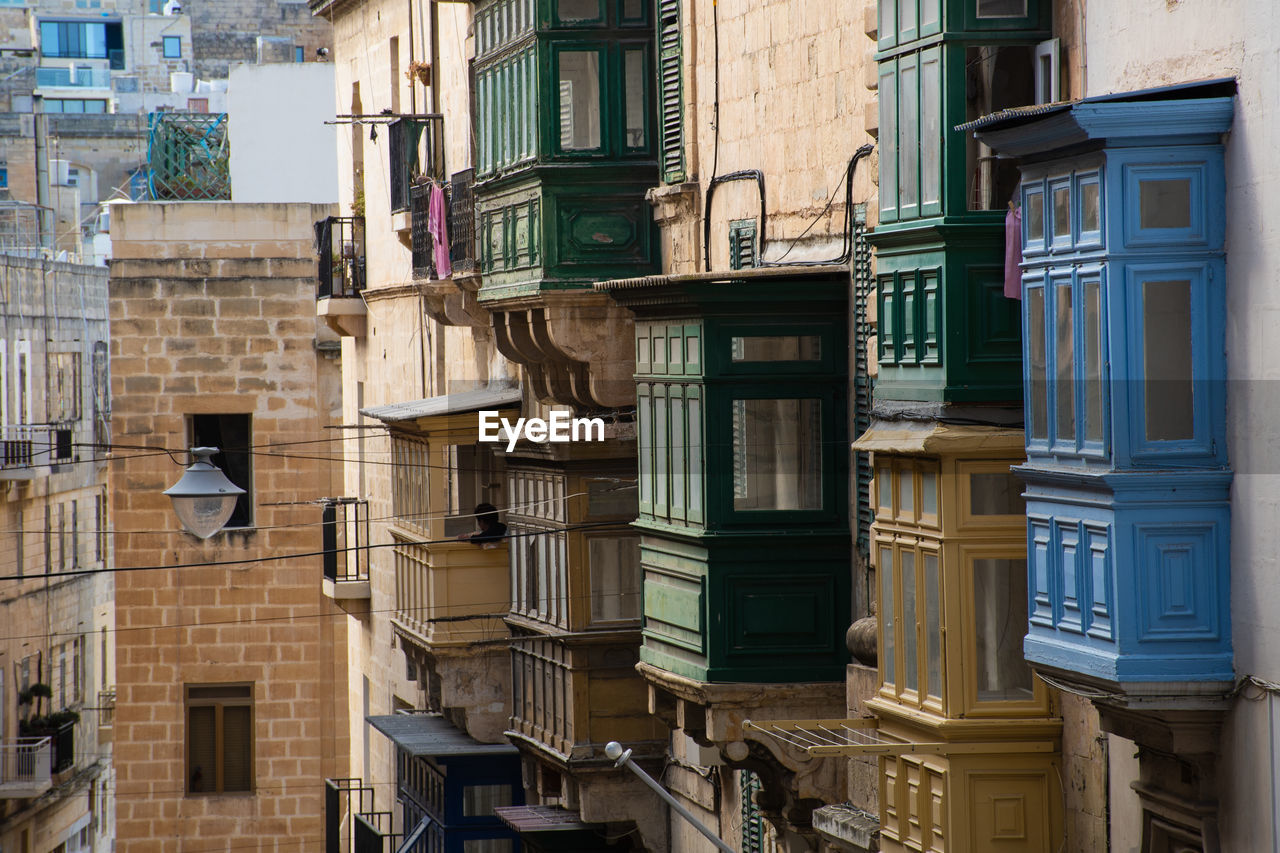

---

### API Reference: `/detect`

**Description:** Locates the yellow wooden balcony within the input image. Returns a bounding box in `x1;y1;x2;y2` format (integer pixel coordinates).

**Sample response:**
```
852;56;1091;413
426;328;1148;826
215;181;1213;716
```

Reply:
393;537;509;648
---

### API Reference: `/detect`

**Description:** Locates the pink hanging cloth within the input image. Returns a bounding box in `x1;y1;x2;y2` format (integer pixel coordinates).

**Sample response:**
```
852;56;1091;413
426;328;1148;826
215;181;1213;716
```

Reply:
427;183;452;279
1003;204;1022;300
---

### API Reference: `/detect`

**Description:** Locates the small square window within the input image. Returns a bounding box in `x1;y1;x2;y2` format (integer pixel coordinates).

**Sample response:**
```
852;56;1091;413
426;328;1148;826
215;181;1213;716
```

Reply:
186;683;253;794
163;36;181;58
1139;178;1191;230
294;45;304;63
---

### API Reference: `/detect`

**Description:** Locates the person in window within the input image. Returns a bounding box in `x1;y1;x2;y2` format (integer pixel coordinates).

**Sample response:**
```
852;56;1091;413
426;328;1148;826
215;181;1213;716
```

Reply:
458;503;506;547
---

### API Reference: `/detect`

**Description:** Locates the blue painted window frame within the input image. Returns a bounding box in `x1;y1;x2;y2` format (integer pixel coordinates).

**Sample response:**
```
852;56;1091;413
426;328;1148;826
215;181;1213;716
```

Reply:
1025;265;1110;460
1122;162;1208;249
1122;260;1220;465
1073;170;1103;248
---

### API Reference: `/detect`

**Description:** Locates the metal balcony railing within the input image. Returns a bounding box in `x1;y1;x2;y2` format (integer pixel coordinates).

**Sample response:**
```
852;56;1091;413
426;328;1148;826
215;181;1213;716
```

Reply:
36;67;110;88
389;115;445;214
322;498;369;583
410;168;476;280
410;180;435;279
98;689;116;732
1;425;73;477
316;216;366;299
0;738;52;796
449;168;476;273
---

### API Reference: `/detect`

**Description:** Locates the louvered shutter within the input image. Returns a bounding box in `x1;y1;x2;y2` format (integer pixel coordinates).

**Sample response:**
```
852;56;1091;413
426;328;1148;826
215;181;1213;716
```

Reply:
187;706;217;793
657;0;685;183
221;705;253;792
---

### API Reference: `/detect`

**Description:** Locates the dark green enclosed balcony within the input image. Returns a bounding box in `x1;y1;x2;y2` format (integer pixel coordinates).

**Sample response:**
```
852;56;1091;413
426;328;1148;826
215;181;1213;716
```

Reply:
473;0;659;303
598;268;851;683
871;0;1050;403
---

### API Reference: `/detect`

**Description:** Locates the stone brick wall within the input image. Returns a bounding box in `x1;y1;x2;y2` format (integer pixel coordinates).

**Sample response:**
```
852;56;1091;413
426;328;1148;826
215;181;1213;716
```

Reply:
185;0;333;80
109;201;349;851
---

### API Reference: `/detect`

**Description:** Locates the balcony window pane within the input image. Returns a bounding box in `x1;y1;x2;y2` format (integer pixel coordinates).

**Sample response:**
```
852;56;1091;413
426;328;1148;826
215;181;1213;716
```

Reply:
970;472;1023;516
921;53;941;208
976;0;1028;17
558;51;601;151
589;536;641;622
729;335;821;362
973;558;1033;701
638;396;652;506
1026;190;1044;240
1056;283;1074;442
899;57;918;211
897;467;913;516
624;49;645;149
965;46;1033;210
731;398;822;511
1053;186;1070;238
463;783;514;816
921;470;937;517
877;466;891;512
688;395;703;517
901;550;917;693
1140;179;1191;229
556;0;599;22
879;68;897;214
1081;182;1099;233
897;0;915;36
924;552;940;699
1028;287;1047;438
880;546;895;686
1143;279;1194;441
1084;280;1103;441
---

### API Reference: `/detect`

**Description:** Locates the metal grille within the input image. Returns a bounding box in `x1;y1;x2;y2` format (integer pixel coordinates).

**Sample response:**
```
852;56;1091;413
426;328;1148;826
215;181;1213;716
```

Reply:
322;498;369;583
316;216;366;299
411;180;434;278
741;770;766;853
147;112;229;200
852;209;874;558
449;168;476;272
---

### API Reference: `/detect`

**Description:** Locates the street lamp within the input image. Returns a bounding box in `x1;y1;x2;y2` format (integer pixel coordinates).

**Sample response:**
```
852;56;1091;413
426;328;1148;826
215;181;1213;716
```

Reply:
164;447;245;539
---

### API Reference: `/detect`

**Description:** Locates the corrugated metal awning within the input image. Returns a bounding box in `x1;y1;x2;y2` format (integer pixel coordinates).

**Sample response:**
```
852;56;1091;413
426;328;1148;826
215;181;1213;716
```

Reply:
359;383;521;423
594;264;849;292
495;806;594;834
956;76;1237;133
366;712;519;758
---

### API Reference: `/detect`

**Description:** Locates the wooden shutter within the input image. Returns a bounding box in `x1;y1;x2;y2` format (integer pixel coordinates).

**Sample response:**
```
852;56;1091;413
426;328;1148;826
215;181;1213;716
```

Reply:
187;706;217;793
656;0;685;183
221;705;253;792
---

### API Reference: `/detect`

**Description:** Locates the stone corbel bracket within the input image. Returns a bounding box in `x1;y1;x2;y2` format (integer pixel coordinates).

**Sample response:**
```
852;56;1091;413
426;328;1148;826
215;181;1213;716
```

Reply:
491;291;635;410
638;662;847;849
420;280;490;328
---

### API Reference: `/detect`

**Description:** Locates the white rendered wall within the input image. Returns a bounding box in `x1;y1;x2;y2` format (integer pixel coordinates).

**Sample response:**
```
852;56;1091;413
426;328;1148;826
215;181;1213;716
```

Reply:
228;62;338;203
1085;2;1280;852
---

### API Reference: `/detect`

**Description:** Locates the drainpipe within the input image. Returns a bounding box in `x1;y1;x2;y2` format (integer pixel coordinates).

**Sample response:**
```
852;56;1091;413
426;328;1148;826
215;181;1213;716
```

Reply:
33;94;52;252
605;742;736;853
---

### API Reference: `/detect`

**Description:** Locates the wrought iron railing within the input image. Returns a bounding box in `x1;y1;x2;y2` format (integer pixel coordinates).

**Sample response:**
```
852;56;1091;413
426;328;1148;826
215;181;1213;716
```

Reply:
1;425;68;474
98;689;116;732
316;216;366;299
322;498;369;582
410;180;434;279
450;169;476;273
410;168;475;280
389;115;445;214
147;112;230;201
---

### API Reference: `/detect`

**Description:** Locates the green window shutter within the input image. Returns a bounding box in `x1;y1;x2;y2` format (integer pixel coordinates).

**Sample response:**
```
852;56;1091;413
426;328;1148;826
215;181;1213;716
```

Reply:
657;0;685;183
729;219;757;270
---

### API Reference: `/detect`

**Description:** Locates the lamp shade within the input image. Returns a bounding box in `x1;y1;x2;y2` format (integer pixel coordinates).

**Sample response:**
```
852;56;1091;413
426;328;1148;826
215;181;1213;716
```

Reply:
163;447;245;539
